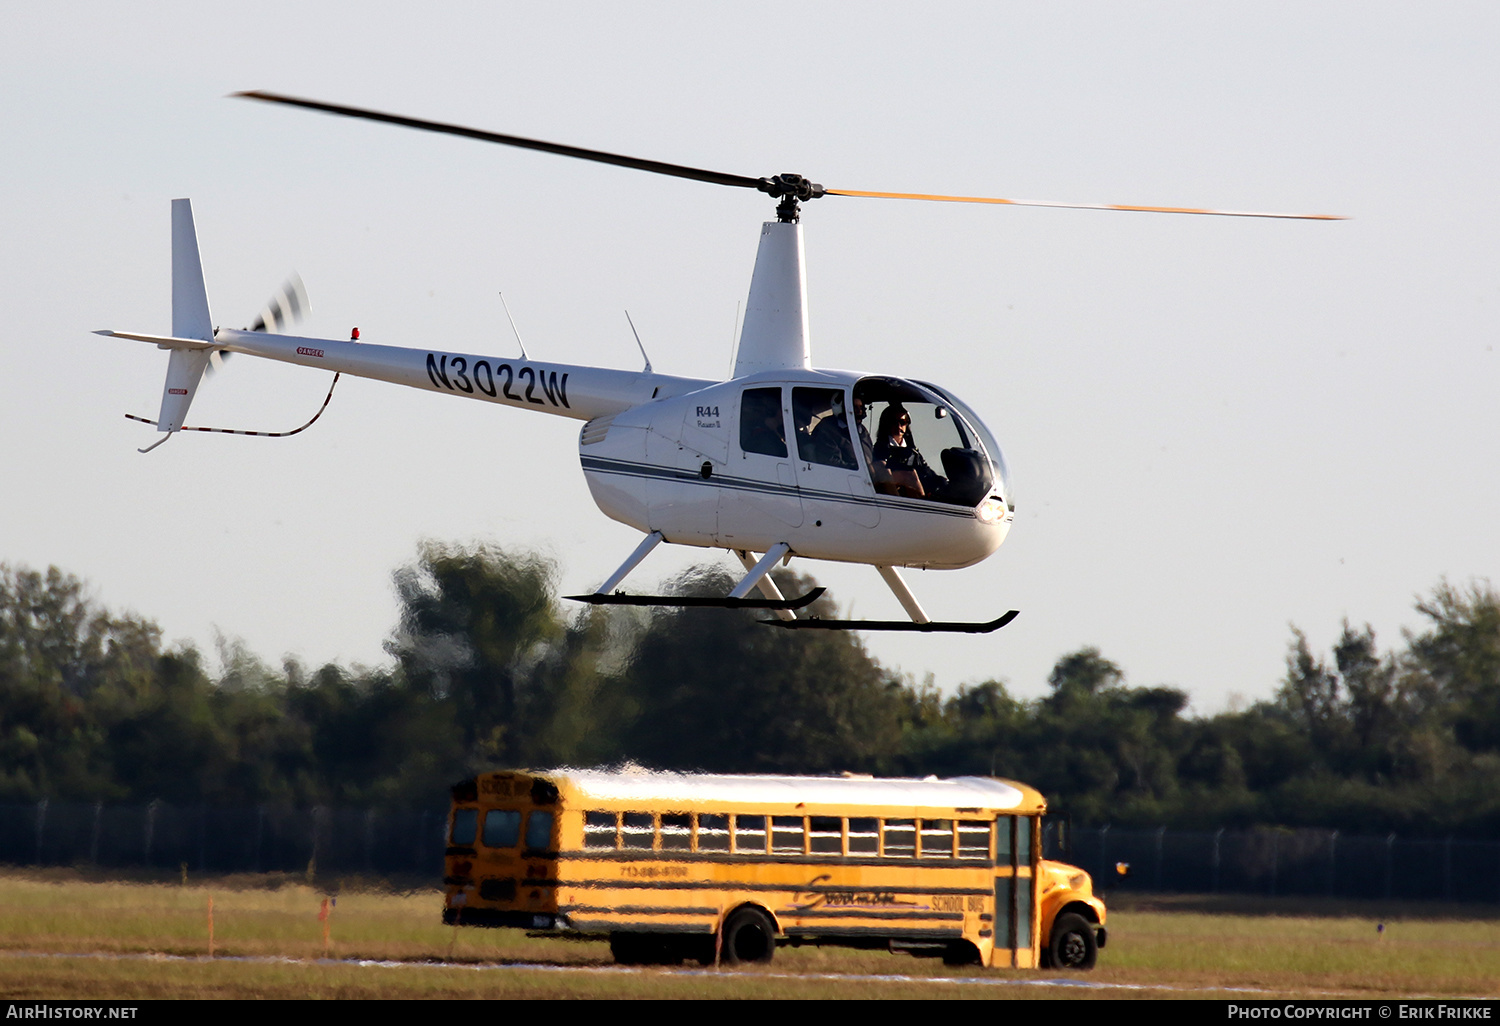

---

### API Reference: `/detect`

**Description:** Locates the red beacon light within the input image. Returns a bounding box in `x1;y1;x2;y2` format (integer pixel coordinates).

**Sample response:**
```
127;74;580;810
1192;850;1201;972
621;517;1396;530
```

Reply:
350;327;360;341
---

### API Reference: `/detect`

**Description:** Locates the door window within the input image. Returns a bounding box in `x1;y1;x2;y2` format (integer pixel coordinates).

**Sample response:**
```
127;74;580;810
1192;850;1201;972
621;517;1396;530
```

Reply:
739;387;786;457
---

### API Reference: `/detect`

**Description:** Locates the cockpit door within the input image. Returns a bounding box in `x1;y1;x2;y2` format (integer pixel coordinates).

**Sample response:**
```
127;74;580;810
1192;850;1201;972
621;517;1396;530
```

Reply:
790;386;879;530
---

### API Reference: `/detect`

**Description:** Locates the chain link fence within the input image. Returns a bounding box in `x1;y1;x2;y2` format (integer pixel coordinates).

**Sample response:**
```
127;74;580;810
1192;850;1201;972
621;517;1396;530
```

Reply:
0;802;443;877
1044;823;1500;903
5;802;1497;903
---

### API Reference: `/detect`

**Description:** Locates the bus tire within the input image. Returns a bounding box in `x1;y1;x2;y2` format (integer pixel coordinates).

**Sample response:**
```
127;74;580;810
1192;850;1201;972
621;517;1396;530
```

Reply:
609;932;649;965
720;907;776;966
1048;913;1097;971
943;940;981;966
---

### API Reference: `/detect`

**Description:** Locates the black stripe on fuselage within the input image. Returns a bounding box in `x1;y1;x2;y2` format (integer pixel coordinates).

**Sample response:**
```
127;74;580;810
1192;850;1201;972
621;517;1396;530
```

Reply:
578;455;980;521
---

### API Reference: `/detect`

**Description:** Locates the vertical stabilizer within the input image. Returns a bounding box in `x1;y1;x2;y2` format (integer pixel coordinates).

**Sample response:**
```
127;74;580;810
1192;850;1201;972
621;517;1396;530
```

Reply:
157;199;215;433
732;221;811;378
172;199;213;340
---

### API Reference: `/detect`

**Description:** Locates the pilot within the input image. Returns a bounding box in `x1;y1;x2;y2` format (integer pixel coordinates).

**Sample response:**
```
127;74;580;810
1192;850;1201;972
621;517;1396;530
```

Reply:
872;403;933;498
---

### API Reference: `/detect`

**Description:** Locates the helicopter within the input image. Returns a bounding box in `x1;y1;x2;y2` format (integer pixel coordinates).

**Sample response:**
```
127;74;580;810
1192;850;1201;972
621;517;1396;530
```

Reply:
97;92;1338;633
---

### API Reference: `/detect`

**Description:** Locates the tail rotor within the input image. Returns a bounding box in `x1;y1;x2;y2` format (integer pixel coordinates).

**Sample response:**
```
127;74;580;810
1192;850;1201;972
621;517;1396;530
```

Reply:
211;273;309;375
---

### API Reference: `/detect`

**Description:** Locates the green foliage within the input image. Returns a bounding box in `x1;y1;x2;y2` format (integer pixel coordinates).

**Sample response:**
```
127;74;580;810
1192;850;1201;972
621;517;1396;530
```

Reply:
4;554;1500;837
616;568;905;774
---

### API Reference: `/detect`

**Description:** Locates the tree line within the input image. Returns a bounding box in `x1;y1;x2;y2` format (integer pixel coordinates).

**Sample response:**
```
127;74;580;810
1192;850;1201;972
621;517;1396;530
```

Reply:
2;549;1498;837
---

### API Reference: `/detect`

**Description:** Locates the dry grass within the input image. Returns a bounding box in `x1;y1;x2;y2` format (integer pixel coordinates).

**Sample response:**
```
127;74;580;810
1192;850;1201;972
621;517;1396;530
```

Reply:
0;869;1497;999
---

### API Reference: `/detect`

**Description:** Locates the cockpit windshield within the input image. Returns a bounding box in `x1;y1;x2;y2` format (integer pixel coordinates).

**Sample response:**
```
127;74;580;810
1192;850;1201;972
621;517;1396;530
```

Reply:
914;379;1012;507
852;377;999;508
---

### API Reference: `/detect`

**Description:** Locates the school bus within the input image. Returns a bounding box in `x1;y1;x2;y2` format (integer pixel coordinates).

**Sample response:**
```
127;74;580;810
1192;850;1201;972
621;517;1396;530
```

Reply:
442;768;1106;969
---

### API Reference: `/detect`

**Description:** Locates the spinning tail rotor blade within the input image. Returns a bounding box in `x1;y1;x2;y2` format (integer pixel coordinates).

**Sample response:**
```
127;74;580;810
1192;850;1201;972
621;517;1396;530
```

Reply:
249;272;308;333
214;273;309;376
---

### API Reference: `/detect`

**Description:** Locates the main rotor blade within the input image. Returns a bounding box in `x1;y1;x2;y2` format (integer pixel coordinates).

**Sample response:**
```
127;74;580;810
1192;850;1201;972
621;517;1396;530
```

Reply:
825;188;1343;220
234;91;765;192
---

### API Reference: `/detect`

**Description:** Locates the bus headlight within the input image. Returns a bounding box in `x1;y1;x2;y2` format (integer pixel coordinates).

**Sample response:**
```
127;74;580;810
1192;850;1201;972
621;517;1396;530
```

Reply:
976;496;1006;524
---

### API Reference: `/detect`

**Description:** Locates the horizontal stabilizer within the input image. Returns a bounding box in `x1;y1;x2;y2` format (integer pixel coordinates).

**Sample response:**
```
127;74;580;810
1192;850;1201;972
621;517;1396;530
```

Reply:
93;329;217;350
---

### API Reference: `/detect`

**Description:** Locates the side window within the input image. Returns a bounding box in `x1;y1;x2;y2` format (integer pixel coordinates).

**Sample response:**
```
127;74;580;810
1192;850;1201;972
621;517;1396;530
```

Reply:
525;811;554;850
450;808;478;846
621;812;654;851
739;387;787;458
848;818;879;855
697;814;730;853
882;819;916;858
809;817;842;855
771;816;805;855
584;811;617;850
793;387;858;470
483;809;521;849
734;814;768;854
661;813;692;852
957;820;992;861
920;819;955;859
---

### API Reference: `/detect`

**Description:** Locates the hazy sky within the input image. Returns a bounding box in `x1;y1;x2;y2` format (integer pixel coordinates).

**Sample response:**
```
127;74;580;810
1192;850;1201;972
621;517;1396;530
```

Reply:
3;3;1497;713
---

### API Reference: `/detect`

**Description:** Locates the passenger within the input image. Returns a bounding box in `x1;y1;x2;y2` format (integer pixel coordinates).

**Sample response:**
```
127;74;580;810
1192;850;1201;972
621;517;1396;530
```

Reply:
872;403;930;498
807;393;858;469
852;395;875;465
741;395;786;457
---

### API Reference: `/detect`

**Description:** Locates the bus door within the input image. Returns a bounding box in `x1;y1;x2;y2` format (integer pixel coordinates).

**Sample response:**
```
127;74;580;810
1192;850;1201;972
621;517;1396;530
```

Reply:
992;815;1037;968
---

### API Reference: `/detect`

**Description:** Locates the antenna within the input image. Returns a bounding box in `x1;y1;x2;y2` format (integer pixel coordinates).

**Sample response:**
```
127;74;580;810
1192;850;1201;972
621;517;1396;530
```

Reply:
499;292;530;360
624;310;652;373
728;300;741;379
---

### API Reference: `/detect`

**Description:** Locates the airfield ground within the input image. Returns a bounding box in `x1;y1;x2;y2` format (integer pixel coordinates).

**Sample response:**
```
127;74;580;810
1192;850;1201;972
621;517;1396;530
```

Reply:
0;870;1496;999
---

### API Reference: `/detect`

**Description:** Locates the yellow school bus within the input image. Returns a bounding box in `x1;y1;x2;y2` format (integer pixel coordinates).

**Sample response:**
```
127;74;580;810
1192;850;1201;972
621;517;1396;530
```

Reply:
442;768;1106;970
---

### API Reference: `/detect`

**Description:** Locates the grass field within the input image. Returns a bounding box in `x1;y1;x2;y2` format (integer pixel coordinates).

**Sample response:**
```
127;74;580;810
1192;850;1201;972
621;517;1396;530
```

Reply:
1;870;1497;999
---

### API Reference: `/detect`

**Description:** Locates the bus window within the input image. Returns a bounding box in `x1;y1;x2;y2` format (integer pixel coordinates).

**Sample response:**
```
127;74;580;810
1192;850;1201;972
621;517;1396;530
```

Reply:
584;811;617;850
483;810;521;849
734;815;767;854
848;818;879;855
883;819;915;858
920;819;955;859
957;820;991;861
1017;816;1034;867
809;817;842;855
661;813;692;851
697;814;730;853
996;816;1014;864
771;816;805;855
622;812;654;850
450;808;478;846
525;811;554;851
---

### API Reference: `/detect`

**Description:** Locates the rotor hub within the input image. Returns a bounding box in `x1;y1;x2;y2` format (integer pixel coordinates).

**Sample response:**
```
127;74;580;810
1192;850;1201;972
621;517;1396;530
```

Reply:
758;173;826;222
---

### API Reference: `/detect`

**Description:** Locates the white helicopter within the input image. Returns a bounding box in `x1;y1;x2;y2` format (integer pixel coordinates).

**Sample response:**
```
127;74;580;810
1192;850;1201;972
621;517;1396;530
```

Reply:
98;93;1337;633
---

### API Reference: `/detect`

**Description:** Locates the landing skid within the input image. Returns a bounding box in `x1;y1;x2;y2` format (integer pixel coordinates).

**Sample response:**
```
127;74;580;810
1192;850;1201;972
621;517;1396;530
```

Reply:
759;610;1019;634
565;587;825;611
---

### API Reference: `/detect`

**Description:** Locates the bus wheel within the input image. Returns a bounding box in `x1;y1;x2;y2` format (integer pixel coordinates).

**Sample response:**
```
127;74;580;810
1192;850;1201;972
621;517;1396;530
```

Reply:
720;907;776;966
610;932;650;965
1048;914;1098;971
942;940;980;966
